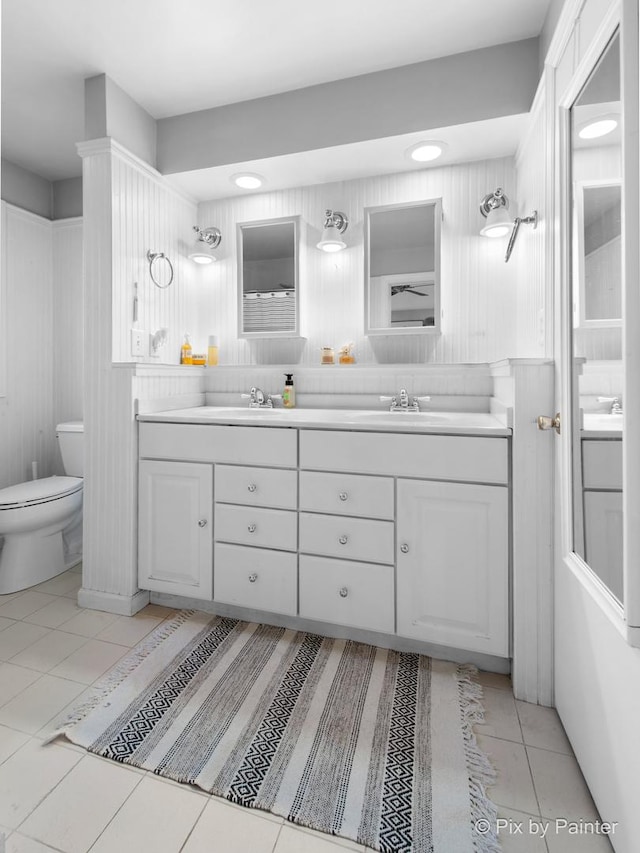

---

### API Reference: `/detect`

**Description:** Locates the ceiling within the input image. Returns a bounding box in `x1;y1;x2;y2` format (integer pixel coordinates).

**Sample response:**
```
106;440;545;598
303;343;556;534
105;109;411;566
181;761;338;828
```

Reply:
1;0;553;184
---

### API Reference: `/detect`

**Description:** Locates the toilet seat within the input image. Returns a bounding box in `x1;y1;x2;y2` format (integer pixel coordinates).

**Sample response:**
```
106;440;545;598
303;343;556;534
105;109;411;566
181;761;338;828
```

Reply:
0;476;83;510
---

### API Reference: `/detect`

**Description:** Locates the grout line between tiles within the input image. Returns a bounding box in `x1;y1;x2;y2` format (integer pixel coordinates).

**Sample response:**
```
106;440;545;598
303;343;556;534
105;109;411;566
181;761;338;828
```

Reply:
84;767;152;853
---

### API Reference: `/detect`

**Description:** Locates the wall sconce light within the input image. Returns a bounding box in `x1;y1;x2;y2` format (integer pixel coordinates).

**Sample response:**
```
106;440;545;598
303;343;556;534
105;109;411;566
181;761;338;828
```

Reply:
479;188;538;263
316;209;349;253
189;226;222;265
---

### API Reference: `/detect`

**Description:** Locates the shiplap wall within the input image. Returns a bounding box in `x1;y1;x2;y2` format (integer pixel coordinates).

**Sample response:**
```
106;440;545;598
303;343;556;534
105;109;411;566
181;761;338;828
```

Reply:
196;157;525;366
0;203;55;489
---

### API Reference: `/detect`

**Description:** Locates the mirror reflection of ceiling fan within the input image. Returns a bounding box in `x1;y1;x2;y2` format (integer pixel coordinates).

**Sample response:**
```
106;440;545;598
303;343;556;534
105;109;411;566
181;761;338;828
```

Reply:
391;283;432;297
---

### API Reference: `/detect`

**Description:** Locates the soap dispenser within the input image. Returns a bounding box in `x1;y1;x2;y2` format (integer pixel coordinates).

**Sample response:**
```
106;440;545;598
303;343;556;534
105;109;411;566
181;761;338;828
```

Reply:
283;373;296;408
180;334;193;365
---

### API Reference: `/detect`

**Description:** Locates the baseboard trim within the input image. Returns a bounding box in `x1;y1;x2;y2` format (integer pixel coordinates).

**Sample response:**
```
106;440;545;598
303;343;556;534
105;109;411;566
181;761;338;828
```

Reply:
78;587;150;616
149;592;511;674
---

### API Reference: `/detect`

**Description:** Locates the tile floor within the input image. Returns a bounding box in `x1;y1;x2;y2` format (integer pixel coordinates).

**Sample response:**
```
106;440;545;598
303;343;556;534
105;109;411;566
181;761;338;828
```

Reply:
0;566;614;853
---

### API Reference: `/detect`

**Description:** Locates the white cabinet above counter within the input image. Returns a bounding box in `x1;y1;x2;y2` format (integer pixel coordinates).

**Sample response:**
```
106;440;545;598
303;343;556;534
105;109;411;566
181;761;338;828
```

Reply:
137;408;511;663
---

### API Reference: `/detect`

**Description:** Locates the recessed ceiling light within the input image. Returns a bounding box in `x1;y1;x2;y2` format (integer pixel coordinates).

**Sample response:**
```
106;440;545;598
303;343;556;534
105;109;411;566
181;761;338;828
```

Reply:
407;141;447;162
578;117;618;140
231;173;264;190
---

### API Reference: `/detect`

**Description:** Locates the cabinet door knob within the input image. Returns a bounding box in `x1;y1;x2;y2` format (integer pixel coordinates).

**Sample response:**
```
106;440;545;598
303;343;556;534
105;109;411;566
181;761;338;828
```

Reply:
339;535;348;545
339;492;348;502
339;587;349;598
198;518;208;528
248;573;258;583
247;483;257;493
248;523;257;533
400;543;409;554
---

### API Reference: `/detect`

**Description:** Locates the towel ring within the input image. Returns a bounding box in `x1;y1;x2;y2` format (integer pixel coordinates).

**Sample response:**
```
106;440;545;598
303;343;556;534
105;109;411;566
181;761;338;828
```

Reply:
147;250;174;289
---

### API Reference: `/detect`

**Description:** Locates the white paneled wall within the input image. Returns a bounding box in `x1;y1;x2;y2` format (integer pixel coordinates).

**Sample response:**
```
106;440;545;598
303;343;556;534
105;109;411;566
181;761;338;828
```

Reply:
196;158;525;366
52;218;83;471
515;89;549;359
79;140;204;610
0;203;55;489
111;152;197;365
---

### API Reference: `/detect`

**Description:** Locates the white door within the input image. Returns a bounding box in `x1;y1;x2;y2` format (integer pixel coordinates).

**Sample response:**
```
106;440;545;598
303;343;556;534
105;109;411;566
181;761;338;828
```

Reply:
138;460;213;599
396;479;509;656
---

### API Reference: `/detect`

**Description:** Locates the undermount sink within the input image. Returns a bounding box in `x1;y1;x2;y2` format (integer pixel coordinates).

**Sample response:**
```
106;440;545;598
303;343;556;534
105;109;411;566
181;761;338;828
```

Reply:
349;410;453;423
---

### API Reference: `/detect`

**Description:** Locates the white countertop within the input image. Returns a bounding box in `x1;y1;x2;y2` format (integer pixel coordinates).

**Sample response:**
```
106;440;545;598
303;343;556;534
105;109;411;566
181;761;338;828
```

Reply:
582;413;623;438
137;406;511;436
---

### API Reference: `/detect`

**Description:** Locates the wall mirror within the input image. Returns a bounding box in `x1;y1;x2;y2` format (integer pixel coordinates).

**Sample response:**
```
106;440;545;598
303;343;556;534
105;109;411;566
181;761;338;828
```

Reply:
237;216;300;338
570;29;623;603
573;180;622;327
364;199;441;335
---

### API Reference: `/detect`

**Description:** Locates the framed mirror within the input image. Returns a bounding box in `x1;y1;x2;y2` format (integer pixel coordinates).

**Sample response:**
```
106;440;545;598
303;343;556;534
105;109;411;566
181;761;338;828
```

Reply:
237;216;300;338
573;180;622;327
364;199;441;336
570;29;623;604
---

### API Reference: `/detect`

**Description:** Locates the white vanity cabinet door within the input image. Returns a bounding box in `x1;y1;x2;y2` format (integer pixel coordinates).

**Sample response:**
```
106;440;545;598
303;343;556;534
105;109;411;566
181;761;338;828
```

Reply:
396;479;508;656
138;460;213;599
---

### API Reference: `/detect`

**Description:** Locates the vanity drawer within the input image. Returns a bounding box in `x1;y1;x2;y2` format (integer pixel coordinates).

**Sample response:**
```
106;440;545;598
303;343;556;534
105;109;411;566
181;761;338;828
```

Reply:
299;512;394;564
582;440;623;490
300;430;508;484
139;423;297;467
215;504;297;551
299;471;393;519
216;465;297;509
214;543;297;615
299;555;394;633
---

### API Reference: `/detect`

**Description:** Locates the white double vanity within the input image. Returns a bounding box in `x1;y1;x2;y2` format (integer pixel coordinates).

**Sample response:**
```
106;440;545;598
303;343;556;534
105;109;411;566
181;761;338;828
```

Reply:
137;406;511;666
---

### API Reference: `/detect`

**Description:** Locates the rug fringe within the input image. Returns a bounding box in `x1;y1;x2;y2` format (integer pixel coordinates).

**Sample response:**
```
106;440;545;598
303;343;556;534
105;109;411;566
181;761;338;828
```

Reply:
43;609;196;744
457;664;502;853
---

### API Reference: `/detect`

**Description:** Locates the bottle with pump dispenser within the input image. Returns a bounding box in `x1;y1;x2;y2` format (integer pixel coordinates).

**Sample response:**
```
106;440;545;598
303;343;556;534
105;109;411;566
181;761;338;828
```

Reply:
283;373;295;408
180;334;193;365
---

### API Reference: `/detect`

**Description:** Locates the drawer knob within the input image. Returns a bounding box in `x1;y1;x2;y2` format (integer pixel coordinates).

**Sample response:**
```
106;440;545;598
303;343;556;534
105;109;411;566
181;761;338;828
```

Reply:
198;518;208;528
400;543;410;554
339;492;348;502
339;535;348;545
248;523;257;533
339;587;349;598
248;573;258;583
247;483;257;493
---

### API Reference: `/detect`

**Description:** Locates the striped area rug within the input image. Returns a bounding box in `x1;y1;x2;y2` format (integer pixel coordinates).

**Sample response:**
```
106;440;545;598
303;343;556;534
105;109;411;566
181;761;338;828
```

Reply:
55;611;499;853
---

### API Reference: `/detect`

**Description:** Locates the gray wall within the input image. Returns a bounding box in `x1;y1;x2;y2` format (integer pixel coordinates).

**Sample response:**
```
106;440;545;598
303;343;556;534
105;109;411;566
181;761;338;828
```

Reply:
1;159;83;219
158;39;540;174
1;159;52;218
85;74;157;168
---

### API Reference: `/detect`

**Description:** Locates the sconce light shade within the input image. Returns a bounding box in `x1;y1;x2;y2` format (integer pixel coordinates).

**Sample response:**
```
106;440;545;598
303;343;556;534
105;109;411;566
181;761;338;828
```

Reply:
189;226;222;264
480;206;512;238
479;188;538;262
317;209;349;253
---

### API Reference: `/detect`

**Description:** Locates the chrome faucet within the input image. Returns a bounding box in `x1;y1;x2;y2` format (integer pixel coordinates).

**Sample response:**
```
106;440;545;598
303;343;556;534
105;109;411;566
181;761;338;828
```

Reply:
597;396;623;415
241;387;274;408
379;389;431;413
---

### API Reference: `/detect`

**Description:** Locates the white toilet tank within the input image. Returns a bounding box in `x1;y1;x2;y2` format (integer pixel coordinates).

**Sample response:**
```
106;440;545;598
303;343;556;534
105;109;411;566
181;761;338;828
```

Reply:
56;422;84;476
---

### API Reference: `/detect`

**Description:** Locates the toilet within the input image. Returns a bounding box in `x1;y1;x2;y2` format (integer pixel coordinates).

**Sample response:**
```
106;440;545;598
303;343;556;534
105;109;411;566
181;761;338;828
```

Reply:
0;422;84;594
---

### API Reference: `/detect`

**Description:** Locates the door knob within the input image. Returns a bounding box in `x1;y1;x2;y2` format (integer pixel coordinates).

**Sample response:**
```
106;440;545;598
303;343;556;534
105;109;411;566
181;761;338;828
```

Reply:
339;587;348;598
339;492;348;501
248;523;257;533
248;573;258;583
198;518;208;528
339;535;348;545
247;483;257;492
537;413;561;435
400;543;409;554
